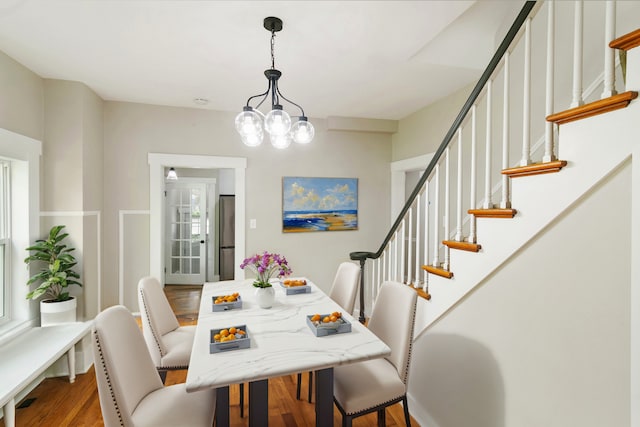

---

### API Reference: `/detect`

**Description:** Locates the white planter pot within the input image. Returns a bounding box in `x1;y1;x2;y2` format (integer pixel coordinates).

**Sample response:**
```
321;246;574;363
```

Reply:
40;297;77;326
254;286;275;309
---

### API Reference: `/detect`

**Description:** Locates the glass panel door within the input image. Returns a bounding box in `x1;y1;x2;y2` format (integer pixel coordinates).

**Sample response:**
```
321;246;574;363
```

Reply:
165;182;207;284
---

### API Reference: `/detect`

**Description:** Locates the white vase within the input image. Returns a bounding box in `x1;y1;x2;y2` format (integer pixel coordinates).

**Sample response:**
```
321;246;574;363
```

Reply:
40;297;77;326
255;286;275;309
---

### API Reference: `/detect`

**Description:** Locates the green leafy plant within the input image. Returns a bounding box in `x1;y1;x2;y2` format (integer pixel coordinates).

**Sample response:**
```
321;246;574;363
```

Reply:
24;225;82;302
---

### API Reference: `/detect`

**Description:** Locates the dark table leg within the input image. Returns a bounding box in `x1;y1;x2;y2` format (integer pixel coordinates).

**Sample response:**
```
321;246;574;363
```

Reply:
249;379;269;426
215;386;230;427
315;367;334;427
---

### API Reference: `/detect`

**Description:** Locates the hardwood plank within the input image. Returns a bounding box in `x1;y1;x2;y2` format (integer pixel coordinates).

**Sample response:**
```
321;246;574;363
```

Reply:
0;285;419;427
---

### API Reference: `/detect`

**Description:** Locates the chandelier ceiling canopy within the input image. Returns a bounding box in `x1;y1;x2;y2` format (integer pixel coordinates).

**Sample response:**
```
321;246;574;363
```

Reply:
235;17;315;149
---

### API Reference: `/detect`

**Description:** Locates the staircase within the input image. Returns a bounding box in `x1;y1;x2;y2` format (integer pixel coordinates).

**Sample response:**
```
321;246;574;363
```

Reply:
350;3;640;424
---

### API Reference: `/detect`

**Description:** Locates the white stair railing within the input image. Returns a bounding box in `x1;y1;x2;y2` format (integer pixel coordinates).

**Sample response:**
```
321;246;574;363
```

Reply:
352;0;634;320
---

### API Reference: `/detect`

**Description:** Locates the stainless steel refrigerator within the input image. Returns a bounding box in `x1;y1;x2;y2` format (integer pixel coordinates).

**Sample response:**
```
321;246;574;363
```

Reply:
219;195;235;280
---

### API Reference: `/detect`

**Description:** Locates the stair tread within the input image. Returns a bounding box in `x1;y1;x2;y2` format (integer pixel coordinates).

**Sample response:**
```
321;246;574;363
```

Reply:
443;240;482;252
422;265;454;279
610;28;640;51
502;160;567;177
468;208;517;218
546;91;638;125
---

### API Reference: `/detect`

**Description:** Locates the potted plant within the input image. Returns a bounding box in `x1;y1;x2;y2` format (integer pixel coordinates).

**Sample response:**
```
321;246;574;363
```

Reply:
24;225;82;325
240;251;291;308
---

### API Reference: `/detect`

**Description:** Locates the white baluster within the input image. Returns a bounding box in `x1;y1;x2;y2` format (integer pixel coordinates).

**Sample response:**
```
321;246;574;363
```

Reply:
393;230;399;282
382;247;387;282
468;105;477;243
601;1;617;98
443;147;451;271
376;256;381;294
423;181;429;283
455;128;464;239
400;218;406;283
414;192;421;287
407;207;413;285
520;18;533;167
432;164;440;267
571;1;584;108
500;52;512;209
543;1;557;163
483;79;493;208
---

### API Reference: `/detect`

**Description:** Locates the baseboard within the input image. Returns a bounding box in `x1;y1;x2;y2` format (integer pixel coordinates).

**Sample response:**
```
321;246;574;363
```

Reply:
407;391;441;427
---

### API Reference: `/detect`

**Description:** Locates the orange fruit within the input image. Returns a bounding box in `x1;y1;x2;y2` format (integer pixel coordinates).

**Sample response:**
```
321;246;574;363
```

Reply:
220;329;229;337
322;316;330;323
330;315;338;322
236;330;246;335
229;327;237;334
311;314;321;322
214;334;221;341
331;311;341;318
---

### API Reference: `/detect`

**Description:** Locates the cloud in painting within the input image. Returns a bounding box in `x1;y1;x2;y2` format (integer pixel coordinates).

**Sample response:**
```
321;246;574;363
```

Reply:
284;178;357;212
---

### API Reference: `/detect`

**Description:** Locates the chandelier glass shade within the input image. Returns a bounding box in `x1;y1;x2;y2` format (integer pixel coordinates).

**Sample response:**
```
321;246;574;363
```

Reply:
235;17;314;148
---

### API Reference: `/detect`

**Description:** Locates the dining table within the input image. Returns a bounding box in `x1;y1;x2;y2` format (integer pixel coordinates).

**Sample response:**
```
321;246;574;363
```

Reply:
185;278;391;427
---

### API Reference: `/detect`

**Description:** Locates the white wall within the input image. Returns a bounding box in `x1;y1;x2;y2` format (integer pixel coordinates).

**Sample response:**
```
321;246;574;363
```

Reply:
103;101;392;310
0;51;43;141
392;83;472;162
409;160;631;427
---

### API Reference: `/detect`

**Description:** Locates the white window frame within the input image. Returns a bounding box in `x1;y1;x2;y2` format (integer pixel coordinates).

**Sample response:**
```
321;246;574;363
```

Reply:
0;128;41;340
0;161;11;325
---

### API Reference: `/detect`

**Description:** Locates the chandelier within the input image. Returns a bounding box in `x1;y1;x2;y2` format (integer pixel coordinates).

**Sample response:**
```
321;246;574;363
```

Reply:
235;17;315;149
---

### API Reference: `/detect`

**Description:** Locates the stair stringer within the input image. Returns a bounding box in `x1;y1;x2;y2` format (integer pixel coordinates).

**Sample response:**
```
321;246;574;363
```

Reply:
414;99;639;339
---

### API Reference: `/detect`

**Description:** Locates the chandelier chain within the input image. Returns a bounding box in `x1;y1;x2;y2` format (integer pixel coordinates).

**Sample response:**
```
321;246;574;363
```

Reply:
270;30;276;69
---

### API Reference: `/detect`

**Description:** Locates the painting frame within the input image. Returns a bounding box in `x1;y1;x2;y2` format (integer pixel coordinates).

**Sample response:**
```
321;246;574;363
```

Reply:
282;176;358;233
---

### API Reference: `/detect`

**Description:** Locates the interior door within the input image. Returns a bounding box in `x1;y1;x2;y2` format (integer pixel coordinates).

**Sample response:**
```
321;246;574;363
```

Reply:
165;182;207;284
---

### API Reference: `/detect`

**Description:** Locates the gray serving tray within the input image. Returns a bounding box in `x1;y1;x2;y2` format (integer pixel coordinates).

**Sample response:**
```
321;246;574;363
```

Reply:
209;325;250;353
279;281;311;295
306;315;351;337
211;295;242;312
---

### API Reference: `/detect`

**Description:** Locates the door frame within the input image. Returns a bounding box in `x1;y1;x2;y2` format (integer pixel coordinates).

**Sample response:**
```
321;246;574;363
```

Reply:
390;153;434;222
148;153;247;285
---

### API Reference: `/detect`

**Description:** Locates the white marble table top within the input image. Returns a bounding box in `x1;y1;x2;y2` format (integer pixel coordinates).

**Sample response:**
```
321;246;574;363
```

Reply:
185;278;390;393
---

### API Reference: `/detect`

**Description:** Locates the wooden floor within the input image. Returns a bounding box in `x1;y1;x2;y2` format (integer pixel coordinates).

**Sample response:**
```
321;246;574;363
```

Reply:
1;285;417;427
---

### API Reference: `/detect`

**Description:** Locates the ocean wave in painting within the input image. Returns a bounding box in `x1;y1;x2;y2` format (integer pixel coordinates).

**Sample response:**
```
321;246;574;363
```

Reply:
283;210;358;232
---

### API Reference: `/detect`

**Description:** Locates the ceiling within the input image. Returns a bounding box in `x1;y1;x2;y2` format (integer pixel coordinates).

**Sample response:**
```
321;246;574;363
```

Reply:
0;1;523;121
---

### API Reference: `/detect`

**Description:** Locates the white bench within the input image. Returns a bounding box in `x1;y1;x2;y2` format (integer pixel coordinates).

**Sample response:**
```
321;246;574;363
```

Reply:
0;322;92;427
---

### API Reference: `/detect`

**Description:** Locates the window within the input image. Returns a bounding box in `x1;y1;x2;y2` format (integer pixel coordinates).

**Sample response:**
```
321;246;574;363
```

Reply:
0;128;41;336
0;161;9;323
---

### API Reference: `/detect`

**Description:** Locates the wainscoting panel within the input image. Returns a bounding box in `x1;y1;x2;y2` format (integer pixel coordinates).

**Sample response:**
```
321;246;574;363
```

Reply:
119;210;150;311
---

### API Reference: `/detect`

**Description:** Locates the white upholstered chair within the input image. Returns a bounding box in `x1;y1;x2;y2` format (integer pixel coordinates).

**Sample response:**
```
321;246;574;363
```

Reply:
92;305;216;427
137;276;195;383
138;276;246;416
333;281;417;427
297;261;361;402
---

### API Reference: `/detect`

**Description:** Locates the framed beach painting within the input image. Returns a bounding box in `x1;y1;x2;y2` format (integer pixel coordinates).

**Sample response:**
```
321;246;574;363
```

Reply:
282;177;358;233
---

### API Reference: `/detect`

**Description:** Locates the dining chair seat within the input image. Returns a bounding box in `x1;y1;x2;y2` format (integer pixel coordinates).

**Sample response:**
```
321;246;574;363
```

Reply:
129;383;214;426
159;325;196;368
92;305;216;427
